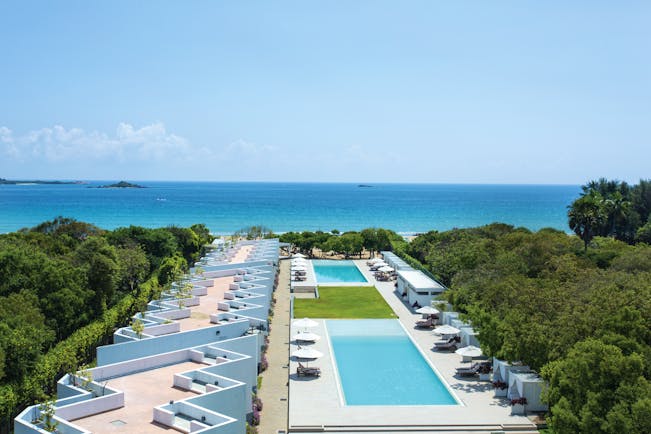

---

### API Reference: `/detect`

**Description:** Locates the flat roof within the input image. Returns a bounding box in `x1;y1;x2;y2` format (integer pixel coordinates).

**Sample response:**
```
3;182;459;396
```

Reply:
72;360;203;433
397;269;445;290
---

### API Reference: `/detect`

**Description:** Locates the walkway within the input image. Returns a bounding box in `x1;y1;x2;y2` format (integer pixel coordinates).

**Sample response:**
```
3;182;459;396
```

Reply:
258;258;290;433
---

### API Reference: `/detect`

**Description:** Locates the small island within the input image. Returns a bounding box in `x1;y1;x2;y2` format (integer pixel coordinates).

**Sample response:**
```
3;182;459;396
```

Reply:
94;181;146;189
358;184;373;188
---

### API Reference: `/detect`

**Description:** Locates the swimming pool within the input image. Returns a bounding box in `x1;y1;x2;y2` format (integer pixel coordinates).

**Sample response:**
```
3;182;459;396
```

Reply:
326;319;458;406
312;260;367;283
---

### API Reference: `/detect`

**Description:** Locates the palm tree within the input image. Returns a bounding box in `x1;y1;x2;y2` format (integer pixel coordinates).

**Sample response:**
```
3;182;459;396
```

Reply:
602;191;632;239
568;192;607;251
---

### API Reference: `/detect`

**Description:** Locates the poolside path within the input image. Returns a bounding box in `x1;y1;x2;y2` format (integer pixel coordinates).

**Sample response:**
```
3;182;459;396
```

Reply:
258;258;290;433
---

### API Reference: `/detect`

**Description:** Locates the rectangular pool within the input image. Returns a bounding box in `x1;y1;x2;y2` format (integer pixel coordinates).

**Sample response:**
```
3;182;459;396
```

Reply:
313;260;368;283
326;319;458;406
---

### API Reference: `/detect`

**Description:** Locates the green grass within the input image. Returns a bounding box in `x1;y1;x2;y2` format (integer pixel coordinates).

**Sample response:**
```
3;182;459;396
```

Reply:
294;286;397;319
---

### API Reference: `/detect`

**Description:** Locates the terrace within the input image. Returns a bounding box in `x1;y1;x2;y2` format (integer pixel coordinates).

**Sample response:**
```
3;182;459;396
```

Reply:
15;239;280;434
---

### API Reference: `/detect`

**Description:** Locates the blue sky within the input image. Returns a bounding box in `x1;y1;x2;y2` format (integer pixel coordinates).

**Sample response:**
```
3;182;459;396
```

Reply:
1;1;649;183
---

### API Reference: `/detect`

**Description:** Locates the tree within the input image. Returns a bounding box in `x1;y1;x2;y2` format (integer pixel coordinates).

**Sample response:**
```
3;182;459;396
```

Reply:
0;293;55;383
158;254;187;285
542;338;650;434
339;232;364;258
116;245;149;294
176;282;193;309
360;228;378;257
131;318;145;339
37;398;59;432
75;237;119;314
635;221;651;244
568;192;607;251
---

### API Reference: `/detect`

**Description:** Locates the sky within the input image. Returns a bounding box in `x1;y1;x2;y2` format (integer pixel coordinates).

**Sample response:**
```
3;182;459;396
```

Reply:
0;1;649;184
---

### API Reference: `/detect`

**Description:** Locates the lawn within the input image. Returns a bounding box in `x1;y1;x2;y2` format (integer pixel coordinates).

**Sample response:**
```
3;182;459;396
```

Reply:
293;286;396;319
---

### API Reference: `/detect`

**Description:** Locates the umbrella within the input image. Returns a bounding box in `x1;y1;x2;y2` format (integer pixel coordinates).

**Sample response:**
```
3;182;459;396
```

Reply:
292;331;321;342
292;253;307;258
293;318;318;329
370;262;388;269
367;258;384;264
434;324;460;335
292;347;323;359
378;266;394;273
416;306;440;315
455;345;483;358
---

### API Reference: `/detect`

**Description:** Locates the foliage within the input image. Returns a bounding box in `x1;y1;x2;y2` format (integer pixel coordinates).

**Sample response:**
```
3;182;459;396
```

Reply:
158;253;187;285
568;191;607;251
131;318;145;339
175;282;193;309
0;219;206;430
405;222;651;433
294;286;397;318
234;225;276;240
37;398;58;432
568;178;651;246
542;339;650;434
279;228;402;258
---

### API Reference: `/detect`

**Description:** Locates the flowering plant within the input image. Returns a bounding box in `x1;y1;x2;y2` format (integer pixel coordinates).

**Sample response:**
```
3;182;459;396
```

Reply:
492;381;507;390
510;397;527;406
259;355;269;372
251;408;260;425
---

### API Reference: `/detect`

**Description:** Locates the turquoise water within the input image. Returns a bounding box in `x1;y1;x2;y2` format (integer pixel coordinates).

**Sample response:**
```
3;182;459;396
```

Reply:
0;182;581;234
327;319;457;405
312;260;367;283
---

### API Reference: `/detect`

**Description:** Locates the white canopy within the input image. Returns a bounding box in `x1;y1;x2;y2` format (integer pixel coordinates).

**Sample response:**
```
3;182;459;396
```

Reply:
292;253;307;258
370;262;388;269
455;345;483;358
367;258;384;264
434;324;460;335
292;347;323;359
292;331;321;342
293;318;318;328
378;266;394;273
416;306;440;315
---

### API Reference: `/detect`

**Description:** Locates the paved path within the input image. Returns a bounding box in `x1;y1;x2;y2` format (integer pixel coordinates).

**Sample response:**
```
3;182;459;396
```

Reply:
258;259;290;433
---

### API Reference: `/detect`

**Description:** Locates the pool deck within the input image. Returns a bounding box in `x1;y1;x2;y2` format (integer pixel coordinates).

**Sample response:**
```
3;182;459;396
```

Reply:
288;260;538;433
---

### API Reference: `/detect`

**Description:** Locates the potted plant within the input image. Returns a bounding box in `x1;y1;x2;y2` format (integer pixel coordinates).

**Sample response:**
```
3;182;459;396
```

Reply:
510;397;527;415
492;380;508;397
35;398;59;433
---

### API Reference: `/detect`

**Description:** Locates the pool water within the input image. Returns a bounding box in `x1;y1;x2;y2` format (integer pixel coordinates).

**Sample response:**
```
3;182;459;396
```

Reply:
312;260;367;283
327;319;458;406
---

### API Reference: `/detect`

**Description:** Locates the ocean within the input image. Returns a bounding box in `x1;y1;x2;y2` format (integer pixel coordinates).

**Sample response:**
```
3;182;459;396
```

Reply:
0;182;581;234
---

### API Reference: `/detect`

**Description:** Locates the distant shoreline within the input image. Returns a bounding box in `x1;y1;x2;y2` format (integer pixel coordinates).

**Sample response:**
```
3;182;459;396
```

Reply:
0;178;84;185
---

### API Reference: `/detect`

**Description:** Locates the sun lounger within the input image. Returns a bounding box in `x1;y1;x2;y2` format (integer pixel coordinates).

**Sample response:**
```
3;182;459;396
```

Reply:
434;341;457;351
456;362;481;376
455;361;491;376
297;362;321;377
434;336;460;351
415;318;435;328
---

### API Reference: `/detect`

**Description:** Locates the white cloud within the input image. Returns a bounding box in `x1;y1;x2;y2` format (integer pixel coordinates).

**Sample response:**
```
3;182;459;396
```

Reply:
0;122;193;163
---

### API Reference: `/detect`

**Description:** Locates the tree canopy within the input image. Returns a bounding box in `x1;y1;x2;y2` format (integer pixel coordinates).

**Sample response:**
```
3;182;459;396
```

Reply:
0;217;213;387
568;178;651;246
404;222;651;433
